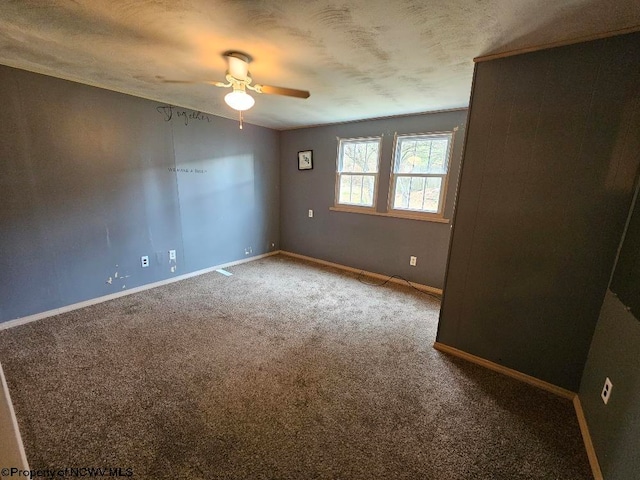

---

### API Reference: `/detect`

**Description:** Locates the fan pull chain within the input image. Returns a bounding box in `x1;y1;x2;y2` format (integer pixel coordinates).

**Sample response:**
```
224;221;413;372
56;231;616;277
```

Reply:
239;110;244;130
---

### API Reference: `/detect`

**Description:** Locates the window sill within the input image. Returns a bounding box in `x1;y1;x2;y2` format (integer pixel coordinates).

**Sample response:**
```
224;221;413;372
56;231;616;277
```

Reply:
329;206;450;223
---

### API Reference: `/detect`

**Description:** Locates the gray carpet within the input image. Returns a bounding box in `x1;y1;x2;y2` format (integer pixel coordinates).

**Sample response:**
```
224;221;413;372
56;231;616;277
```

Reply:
0;255;592;479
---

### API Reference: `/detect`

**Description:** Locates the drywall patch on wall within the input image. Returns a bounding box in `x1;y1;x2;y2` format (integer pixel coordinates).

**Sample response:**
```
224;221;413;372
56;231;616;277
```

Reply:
105;264;130;288
0;252;279;332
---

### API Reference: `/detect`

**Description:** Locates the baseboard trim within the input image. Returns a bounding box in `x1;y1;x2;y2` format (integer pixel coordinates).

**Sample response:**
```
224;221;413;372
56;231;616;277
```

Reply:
433;342;604;480
0;363;29;474
0;251;279;331
433;342;576;400
573;396;604;480
279;251;443;295
0;253;603;479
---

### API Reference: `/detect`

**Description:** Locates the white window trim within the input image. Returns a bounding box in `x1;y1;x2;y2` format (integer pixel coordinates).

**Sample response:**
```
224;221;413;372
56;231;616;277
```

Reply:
387;130;456;219
334;136;383;211
329;205;450;223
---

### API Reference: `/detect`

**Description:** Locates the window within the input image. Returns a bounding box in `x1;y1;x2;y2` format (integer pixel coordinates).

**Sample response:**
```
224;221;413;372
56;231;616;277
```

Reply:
335;137;382;209
389;132;453;216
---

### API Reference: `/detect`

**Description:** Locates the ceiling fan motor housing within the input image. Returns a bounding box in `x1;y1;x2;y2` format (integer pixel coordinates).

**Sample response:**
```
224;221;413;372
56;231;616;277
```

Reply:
226;52;251;81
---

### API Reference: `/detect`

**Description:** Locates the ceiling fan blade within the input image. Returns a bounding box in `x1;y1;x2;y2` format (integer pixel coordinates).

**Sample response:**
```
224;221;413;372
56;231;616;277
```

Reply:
256;84;310;99
156;77;228;87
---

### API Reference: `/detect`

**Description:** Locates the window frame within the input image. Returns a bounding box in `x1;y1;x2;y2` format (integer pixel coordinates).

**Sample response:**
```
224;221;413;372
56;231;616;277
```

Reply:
334;136;383;211
387;131;455;219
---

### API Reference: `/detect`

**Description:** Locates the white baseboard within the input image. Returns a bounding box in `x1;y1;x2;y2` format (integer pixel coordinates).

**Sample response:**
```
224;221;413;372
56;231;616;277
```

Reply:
0;363;29;476
0;255;602;480
280;251;443;295
0;251;279;331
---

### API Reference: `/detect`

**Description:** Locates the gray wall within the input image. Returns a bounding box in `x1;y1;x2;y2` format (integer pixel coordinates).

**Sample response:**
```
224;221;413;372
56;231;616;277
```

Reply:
579;181;640;479
579;291;640;479
0;65;279;323
280;110;467;289
437;32;640;391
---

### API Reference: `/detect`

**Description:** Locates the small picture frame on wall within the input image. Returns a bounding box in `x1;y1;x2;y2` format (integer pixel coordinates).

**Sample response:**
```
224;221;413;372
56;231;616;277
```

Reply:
298;150;313;170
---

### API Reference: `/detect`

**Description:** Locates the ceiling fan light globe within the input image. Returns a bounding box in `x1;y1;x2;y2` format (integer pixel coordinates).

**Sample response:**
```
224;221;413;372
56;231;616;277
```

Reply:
224;90;255;111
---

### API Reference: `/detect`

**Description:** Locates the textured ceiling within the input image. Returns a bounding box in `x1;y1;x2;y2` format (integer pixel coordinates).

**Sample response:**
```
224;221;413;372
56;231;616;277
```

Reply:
0;0;639;129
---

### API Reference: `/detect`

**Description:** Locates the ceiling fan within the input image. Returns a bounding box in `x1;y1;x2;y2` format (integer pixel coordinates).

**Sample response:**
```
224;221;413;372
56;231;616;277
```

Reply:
159;51;310;128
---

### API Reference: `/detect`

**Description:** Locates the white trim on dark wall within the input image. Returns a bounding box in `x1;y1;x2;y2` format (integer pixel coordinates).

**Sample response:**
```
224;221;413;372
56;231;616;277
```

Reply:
0;251;279;331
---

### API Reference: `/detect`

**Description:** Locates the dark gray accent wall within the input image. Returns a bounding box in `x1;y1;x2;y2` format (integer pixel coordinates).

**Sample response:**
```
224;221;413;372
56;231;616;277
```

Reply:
610;187;640;319
437;32;640;391
0;65;279;323
579;291;640;479
579;182;640;479
280;110;467;289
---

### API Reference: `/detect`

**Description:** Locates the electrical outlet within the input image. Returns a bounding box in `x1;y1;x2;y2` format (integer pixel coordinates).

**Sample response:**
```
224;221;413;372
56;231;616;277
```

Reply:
601;377;613;405
169;249;176;261
410;256;417;266
308;209;314;218
141;255;149;268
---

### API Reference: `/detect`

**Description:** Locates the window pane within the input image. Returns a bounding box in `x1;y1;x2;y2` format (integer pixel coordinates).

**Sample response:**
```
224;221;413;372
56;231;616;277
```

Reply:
342;147;356;171
340;139;380;173
395;135;450;174
339;174;375;206
393;176;442;213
